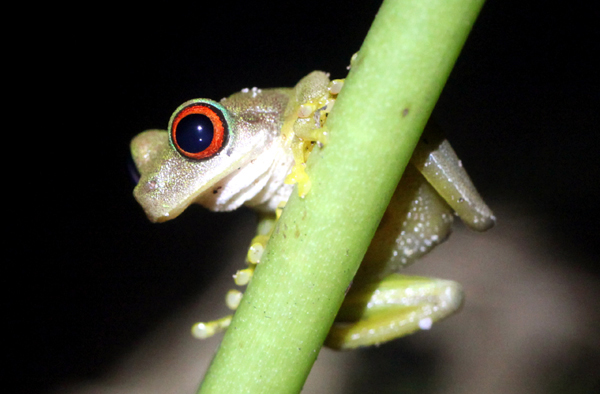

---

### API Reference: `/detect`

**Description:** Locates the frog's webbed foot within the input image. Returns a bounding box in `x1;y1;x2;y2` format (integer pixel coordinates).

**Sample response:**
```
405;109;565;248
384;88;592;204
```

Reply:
191;211;280;339
326;274;463;350
284;72;344;197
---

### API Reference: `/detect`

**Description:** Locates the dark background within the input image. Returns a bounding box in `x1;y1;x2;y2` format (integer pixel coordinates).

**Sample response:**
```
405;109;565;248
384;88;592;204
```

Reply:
12;1;599;393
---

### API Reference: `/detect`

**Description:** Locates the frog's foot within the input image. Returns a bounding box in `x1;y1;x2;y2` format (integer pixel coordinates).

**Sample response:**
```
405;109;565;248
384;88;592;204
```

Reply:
291;77;343;145
325;274;463;350
284;76;344;197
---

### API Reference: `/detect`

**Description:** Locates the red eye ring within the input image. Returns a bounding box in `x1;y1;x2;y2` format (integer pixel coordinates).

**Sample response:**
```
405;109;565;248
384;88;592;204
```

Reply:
170;102;227;160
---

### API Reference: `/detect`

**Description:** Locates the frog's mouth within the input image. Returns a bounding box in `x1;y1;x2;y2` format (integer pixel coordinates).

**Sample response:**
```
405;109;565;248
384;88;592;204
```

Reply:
130;128;270;223
130;129;228;223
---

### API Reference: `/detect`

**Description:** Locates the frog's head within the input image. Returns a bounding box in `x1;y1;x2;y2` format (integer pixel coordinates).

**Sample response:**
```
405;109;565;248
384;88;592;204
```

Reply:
131;98;279;222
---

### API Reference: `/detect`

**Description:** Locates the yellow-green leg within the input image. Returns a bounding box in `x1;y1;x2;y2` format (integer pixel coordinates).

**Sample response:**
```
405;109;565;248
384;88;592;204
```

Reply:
326;274;463;349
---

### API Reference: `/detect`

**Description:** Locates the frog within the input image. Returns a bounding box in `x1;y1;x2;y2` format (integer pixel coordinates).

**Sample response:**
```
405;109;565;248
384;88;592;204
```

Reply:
131;70;495;350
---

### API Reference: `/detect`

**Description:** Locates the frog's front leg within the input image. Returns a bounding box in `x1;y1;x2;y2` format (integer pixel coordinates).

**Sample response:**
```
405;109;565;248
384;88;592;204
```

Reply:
191;212;279;339
325;126;494;350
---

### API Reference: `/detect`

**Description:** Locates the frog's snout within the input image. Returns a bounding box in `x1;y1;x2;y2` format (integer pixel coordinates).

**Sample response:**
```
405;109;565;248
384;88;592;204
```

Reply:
130;130;170;177
130;130;176;222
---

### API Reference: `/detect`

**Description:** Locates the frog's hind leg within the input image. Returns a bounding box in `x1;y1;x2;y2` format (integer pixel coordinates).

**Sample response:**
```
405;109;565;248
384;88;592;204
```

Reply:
325;124;494;350
410;122;495;231
354;164;455;285
326;274;463;350
325;166;461;349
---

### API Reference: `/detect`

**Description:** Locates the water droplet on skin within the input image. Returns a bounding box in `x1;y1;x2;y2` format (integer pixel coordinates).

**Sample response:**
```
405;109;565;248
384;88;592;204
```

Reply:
419;317;433;330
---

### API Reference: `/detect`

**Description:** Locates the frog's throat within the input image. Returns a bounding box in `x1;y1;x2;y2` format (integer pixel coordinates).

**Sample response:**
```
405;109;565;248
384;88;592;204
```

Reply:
197;140;295;213
134;141;293;222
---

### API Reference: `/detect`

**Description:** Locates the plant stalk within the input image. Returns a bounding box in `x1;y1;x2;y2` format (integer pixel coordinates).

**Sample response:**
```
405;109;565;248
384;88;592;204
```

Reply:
198;0;485;392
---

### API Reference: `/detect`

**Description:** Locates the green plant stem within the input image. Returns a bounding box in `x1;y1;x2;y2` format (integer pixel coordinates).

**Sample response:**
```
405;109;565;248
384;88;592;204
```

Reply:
198;0;485;392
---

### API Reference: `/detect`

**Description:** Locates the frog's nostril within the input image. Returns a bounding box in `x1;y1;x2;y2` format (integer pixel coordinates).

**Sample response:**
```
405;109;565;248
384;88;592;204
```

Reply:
127;155;141;185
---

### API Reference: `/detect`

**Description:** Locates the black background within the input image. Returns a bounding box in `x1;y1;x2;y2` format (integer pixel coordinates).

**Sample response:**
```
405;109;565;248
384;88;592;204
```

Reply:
12;1;599;393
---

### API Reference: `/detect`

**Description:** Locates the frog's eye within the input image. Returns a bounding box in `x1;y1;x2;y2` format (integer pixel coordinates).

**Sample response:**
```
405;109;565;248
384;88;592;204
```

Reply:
170;102;228;160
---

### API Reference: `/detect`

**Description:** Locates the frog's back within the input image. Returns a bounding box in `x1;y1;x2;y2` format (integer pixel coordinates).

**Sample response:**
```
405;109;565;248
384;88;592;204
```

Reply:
222;87;294;127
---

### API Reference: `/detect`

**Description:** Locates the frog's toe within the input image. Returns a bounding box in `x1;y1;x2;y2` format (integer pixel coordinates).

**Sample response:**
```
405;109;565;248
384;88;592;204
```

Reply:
233;267;254;286
191;315;232;339
226;289;243;310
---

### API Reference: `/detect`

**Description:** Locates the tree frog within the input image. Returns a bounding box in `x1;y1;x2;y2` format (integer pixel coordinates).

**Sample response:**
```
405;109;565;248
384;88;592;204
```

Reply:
131;71;495;350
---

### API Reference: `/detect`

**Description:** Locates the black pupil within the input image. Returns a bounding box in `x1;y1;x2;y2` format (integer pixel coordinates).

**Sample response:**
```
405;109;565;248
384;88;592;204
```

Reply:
176;113;215;153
